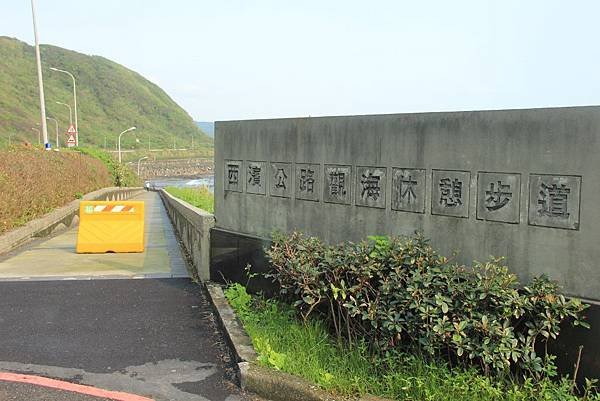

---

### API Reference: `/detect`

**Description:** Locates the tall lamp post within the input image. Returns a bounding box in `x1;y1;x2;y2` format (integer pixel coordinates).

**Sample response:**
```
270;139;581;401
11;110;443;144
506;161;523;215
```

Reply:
137;156;148;176
32;127;40;144
46;117;59;148
118;126;136;163
49;67;78;145
56;101;72;125
31;0;49;150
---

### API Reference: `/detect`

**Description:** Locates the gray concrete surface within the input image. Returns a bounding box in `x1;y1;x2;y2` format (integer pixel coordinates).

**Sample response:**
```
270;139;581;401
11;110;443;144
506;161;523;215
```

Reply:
215;106;600;301
0;191;187;280
0;187;143;256
160;190;215;281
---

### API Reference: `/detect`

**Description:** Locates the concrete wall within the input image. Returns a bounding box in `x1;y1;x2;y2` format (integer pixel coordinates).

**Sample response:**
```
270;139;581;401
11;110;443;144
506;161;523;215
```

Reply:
214;106;600;302
160;189;215;281
0;187;143;255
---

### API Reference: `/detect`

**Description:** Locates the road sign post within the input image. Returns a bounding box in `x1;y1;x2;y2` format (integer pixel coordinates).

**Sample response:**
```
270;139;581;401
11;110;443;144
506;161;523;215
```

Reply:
66;124;77;147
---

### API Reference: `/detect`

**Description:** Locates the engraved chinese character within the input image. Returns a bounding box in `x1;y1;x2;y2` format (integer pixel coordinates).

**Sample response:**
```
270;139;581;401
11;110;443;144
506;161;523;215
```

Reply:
485;181;512;211
299;168;315;193
227;164;239;185
439;178;462;207
538;183;570;218
328;171;346;197
398;175;417;204
361;171;381;201
274;168;287;190
247;165;262;186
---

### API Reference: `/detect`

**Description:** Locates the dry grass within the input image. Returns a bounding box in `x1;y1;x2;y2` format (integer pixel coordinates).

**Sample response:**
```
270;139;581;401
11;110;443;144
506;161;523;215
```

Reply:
0;146;112;234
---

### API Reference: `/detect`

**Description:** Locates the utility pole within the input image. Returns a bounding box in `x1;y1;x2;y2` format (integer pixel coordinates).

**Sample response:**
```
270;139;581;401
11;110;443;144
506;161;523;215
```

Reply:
31;0;50;150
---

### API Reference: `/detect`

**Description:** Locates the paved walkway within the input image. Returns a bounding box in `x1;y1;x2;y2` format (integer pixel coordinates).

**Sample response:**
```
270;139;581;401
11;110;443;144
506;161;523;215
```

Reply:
0;192;255;401
0;192;188;280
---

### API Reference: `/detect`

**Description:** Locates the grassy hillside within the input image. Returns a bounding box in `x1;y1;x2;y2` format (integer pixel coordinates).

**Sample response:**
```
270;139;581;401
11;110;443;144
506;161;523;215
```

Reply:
0;146;113;234
0;36;211;151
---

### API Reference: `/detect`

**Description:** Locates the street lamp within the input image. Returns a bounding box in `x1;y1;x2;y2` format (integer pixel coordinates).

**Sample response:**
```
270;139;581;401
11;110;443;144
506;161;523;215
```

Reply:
118;126;136;163
49;67;78;145
56;101;72;125
46;116;59;148
137;156;148;176
32;127;40;144
31;0;50;150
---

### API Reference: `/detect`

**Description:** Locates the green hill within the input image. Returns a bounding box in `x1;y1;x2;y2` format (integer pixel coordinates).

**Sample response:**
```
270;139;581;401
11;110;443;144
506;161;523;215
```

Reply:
0;36;211;151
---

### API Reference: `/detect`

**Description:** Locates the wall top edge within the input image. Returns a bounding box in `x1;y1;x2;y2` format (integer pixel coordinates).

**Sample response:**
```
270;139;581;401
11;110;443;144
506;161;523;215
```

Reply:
215;105;600;126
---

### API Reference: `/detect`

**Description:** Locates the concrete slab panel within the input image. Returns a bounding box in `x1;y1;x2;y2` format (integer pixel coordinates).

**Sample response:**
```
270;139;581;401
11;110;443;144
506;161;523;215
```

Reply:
270;162;292;198
391;168;426;214
295;163;320;202
431;169;470;218
224;160;243;192
323;165;352;205
528;174;581;230
245;161;266;195
477;172;521;223
355;166;386;209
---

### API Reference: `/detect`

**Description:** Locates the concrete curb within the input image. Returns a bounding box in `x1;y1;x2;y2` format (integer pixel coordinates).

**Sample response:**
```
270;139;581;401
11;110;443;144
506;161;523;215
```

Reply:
0;187;143;255
205;282;394;401
159;189;215;281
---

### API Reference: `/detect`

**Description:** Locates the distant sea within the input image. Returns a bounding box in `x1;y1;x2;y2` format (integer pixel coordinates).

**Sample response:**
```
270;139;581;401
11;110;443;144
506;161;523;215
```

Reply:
147;175;214;192
195;121;214;137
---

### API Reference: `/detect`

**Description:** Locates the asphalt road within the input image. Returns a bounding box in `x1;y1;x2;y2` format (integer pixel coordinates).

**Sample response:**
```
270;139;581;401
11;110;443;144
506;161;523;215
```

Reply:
0;191;262;400
0;381;113;401
0;278;253;401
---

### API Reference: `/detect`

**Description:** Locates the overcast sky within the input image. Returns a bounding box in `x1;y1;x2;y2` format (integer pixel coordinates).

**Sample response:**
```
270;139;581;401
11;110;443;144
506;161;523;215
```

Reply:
3;1;600;121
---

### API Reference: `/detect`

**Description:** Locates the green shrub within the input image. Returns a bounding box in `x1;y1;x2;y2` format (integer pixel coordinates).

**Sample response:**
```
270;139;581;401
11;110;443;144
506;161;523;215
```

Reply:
225;283;600;400
76;147;141;187
266;232;589;380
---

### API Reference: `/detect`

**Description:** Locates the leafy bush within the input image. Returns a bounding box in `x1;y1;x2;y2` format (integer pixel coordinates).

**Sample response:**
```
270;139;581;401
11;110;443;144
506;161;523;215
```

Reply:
225;283;600;401
266;232;589;380
165;186;214;213
76;147;141;187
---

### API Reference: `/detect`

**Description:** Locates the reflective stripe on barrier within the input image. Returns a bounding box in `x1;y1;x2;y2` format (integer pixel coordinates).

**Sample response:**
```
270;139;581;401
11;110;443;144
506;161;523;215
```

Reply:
76;201;145;254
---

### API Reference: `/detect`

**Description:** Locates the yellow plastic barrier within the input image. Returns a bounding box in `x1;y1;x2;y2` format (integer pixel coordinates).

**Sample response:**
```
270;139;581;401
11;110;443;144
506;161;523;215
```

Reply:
76;201;145;253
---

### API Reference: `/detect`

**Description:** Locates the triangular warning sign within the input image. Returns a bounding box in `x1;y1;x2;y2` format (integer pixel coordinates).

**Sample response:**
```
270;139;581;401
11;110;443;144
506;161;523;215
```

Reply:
67;133;76;144
67;125;77;134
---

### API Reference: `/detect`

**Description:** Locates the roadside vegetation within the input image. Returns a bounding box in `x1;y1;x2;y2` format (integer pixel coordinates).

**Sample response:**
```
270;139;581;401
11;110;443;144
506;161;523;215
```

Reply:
77;147;141;187
0;146;112;234
165;186;214;213
224;232;598;401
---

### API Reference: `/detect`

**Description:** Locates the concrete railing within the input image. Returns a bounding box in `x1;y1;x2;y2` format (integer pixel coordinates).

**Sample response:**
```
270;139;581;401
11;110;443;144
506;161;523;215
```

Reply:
159;189;215;281
0;187;143;255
